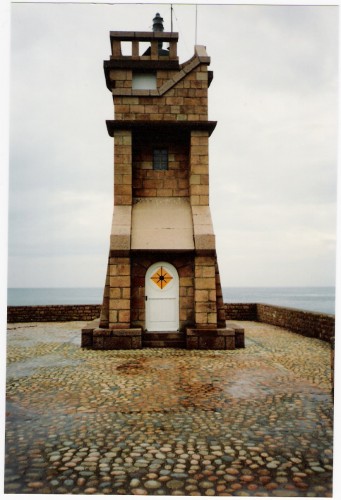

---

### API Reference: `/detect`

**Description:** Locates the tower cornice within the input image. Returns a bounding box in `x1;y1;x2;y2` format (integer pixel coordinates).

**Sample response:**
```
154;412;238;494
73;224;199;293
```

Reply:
106;120;217;137
109;31;179;42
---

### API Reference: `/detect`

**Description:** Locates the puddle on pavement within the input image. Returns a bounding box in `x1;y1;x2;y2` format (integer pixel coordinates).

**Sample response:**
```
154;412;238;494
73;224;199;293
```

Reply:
7;332;81;347
116;359;147;374
6;354;83;379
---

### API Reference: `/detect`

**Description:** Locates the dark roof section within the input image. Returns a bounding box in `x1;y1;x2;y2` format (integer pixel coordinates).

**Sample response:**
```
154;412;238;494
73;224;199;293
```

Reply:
106;120;217;137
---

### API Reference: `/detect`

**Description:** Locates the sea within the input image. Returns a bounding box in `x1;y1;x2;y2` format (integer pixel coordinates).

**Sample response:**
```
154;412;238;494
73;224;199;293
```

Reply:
6;286;336;315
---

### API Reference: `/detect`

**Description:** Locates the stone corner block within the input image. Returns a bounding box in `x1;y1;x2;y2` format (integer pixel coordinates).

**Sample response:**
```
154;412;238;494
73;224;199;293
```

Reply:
185;327;236;350
226;322;245;348
110;234;131;251
82;318;100;333
81;331;94;348
90;327;142;350
194;234;216;251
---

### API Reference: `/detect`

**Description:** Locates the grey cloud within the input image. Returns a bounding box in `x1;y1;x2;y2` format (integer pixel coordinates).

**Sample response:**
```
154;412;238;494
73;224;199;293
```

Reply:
204;5;338;96
9;186;112;258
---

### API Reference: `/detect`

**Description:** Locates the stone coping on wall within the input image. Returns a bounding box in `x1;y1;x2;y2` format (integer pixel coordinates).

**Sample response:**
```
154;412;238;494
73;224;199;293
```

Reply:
7;302;335;344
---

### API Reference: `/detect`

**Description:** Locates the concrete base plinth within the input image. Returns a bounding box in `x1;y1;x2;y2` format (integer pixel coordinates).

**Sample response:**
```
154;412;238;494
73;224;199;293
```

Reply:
82;320;244;351
186;325;245;350
226;322;245;348
81;319;142;349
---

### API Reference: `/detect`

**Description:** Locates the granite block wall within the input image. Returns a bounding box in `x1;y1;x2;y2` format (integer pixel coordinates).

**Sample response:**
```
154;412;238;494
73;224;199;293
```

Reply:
256;303;335;343
225;303;258;321
7;305;101;323
7;303;335;345
225;302;334;343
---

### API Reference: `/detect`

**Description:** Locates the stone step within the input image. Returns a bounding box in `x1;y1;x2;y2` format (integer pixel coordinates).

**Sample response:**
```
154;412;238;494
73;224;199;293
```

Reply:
142;331;186;348
143;340;186;348
143;331;185;340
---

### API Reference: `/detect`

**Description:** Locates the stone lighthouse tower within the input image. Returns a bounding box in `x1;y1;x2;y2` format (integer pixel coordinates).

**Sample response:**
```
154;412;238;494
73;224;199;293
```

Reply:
82;14;244;350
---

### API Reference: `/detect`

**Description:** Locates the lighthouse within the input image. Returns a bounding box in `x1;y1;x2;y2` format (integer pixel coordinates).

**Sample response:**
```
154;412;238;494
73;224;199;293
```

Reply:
82;14;244;350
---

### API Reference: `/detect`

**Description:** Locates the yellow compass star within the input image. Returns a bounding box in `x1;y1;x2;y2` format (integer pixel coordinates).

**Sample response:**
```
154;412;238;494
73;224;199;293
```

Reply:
151;267;173;289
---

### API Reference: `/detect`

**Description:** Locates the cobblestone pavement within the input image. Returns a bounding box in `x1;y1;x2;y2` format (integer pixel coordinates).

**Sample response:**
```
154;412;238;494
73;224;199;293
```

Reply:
5;321;333;496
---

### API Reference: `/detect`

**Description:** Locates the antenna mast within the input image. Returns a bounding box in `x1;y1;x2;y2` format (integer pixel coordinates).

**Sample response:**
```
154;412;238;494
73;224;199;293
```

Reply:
195;4;198;45
171;4;173;32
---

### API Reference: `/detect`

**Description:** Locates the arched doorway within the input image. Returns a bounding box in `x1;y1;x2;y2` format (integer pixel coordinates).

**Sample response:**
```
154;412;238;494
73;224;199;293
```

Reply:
145;262;179;332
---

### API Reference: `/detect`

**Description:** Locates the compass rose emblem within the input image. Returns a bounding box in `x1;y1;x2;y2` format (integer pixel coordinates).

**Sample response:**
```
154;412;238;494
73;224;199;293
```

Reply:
150;266;173;290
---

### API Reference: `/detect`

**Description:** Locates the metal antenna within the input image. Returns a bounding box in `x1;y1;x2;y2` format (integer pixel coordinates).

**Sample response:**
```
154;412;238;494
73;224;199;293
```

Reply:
195;4;198;45
171;4;173;33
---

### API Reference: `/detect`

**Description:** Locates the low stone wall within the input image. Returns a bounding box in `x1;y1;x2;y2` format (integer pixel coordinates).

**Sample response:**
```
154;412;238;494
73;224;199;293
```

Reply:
7;305;101;323
331;336;335;396
256;303;335;343
225;302;334;343
7;303;335;344
225;303;257;321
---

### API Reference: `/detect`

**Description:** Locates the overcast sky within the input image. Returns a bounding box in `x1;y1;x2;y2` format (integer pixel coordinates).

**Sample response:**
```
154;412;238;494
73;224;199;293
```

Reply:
6;1;339;288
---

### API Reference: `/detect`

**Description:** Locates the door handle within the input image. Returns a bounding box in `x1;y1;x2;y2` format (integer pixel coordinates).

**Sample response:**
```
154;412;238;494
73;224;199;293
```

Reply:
145;296;148;301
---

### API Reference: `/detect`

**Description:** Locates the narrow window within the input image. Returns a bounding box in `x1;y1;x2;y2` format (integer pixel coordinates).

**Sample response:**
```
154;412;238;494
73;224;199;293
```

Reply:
153;149;168;170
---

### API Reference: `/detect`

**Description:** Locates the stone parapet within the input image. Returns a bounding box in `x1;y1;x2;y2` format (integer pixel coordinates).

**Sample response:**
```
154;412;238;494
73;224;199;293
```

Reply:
225;303;258;321
331;336;335;396
256;303;335;343
7;305;101;323
225;302;335;343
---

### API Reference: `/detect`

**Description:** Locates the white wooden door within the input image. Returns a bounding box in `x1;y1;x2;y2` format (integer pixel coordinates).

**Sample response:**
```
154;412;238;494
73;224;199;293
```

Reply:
145;262;179;332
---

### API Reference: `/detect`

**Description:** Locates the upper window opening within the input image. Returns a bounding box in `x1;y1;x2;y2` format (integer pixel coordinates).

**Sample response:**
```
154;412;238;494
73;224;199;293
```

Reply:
120;41;132;56
132;73;157;90
139;41;150;56
153;149;168;170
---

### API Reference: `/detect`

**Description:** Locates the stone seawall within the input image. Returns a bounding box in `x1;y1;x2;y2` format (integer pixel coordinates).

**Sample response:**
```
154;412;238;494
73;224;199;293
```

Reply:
7;303;334;344
225;303;335;343
224;303;258;321
256;303;335;343
7;305;101;323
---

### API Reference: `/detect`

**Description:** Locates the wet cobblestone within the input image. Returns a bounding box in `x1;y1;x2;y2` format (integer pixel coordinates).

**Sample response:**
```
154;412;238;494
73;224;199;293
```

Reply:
5;321;333;496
